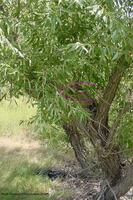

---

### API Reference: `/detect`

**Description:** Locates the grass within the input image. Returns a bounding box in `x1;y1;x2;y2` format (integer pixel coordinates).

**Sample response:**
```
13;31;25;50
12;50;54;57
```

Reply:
0;98;74;200
0;97;36;136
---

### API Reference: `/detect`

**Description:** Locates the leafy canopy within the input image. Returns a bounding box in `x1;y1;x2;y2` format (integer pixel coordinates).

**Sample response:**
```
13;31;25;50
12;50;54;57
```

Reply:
0;0;132;126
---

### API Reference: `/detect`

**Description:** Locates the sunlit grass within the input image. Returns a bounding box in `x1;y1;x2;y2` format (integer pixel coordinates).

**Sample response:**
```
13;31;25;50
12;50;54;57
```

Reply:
0;98;73;200
0;138;72;200
0;97;36;136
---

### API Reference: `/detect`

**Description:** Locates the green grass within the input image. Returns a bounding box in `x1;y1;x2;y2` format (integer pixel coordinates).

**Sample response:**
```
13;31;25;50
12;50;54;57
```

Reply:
0;97;36;136
0;149;71;199
0;98;73;200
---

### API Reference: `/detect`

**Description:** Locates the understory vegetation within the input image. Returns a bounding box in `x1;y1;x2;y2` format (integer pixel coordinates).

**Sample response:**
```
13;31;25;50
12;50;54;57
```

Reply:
0;99;75;200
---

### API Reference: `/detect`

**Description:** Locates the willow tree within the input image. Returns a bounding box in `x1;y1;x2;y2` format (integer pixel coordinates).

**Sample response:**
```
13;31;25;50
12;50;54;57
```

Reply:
0;0;133;199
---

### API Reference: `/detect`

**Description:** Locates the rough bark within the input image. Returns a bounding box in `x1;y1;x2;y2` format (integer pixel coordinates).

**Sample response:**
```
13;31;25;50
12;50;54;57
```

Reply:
92;58;129;184
63;123;89;170
107;163;133;199
97;163;133;200
81;119;122;186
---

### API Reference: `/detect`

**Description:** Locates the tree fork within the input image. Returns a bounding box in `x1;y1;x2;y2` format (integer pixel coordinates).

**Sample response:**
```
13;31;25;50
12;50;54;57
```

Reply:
93;57;129;179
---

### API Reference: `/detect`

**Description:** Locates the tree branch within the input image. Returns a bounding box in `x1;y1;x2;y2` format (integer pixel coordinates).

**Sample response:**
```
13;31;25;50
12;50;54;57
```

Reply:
106;102;131;148
95;56;129;126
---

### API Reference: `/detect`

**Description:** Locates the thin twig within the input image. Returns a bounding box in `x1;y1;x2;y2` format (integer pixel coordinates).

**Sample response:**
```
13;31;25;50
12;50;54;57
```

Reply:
106;103;132;149
106;180;118;200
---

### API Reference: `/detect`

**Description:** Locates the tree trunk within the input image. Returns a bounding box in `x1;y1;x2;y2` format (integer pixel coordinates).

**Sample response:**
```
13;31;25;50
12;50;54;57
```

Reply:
89;58;131;198
63;124;89;170
63;57;131;199
92;60;129;184
81;117;123;186
96;163;133;200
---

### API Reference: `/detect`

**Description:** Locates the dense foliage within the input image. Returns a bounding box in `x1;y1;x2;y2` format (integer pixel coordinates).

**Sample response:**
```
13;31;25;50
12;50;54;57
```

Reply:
0;0;133;150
